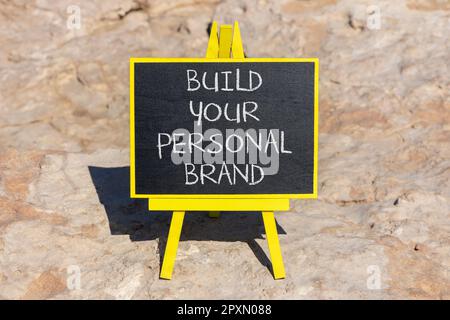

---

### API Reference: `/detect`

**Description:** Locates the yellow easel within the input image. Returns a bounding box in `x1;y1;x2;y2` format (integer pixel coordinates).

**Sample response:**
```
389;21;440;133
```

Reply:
153;21;288;280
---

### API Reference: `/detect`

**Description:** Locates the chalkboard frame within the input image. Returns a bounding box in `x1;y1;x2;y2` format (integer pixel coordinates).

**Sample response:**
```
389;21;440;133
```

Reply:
130;58;319;199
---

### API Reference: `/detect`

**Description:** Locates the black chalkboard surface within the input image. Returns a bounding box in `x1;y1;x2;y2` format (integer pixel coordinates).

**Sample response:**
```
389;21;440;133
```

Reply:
130;58;318;198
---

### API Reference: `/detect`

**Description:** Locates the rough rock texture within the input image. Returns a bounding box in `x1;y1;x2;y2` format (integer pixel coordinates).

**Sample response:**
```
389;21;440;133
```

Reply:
0;0;449;299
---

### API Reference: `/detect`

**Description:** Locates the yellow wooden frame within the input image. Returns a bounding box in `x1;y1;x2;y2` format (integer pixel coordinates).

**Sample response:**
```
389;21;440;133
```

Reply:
130;21;319;280
129;60;319;199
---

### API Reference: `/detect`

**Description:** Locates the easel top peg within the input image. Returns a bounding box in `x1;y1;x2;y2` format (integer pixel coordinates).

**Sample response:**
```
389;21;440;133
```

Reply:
206;21;245;59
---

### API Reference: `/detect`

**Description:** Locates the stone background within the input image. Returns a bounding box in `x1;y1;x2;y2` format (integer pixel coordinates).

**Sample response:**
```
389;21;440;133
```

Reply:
0;0;449;299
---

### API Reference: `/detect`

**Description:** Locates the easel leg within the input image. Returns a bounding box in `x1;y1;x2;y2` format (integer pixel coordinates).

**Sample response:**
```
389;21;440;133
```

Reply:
160;211;185;280
262;211;286;279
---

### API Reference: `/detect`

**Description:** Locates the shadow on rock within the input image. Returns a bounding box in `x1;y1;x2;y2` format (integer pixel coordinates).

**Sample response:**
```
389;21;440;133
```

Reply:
88;166;286;275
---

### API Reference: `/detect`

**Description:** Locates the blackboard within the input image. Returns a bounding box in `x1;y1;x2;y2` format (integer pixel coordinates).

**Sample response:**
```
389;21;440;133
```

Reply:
130;58;318;199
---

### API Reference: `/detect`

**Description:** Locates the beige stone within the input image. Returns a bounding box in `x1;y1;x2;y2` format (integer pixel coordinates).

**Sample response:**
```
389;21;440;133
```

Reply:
0;0;449;299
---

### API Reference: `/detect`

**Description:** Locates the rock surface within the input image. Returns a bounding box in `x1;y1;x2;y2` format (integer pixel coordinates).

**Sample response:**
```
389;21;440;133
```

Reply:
0;0;449;299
